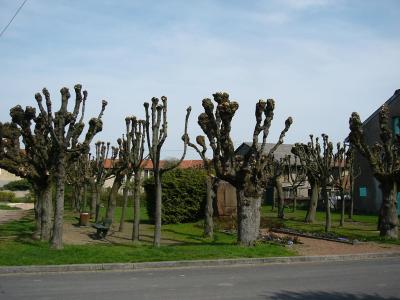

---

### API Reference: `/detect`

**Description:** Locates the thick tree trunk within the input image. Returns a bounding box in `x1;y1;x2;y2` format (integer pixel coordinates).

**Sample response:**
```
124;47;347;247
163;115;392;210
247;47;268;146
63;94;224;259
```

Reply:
305;183;319;223
236;189;261;246
153;170;162;247
276;177;285;219
119;176;130;232
204;175;214;238
40;184;53;241
51;154;66;250
339;190;345;227
322;186;331;232
106;173;123;223
378;181;398;239
132;172;141;242
32;189;42;240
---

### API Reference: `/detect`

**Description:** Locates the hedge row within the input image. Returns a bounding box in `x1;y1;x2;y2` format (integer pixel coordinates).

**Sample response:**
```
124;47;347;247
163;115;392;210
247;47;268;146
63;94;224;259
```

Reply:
144;168;207;224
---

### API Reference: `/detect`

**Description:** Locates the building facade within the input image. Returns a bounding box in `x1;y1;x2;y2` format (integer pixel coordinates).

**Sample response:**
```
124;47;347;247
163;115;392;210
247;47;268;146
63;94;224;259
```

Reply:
353;89;400;214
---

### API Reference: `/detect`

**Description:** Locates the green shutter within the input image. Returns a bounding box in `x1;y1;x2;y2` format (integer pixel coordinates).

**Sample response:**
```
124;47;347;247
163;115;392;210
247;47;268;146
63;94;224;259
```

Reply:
359;187;367;197
393;117;400;135
397;192;400;216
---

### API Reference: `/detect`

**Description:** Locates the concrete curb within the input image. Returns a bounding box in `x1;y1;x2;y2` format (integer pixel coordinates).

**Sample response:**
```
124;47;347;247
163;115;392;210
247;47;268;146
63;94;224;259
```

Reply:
1;252;399;275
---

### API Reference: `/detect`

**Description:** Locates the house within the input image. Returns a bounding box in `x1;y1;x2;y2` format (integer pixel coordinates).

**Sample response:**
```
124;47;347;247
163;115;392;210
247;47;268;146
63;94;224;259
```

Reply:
352;89;400;214
214;143;311;217
235;143;310;201
103;159;204;189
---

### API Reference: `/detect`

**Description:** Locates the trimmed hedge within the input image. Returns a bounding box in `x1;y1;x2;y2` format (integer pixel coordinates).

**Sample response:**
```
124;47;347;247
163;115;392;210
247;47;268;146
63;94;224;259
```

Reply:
1;179;31;191
0;191;16;202
144;168;207;224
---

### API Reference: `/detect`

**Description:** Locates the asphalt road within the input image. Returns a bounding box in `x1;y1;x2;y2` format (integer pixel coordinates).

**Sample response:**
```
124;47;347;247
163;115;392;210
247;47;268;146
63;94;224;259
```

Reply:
1;258;399;300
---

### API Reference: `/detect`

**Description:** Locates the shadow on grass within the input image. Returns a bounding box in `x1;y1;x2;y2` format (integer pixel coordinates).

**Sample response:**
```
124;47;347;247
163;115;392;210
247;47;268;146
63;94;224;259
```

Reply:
266;291;399;300
0;214;35;241
162;228;235;244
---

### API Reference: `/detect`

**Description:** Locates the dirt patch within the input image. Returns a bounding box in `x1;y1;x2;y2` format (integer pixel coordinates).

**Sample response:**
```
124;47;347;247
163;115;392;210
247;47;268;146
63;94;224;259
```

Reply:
0;203;33;225
62;218;182;246
293;236;400;255
259;229;400;255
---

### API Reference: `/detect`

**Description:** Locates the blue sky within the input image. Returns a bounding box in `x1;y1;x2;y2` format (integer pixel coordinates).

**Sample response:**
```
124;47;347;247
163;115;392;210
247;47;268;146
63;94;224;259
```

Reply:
1;0;399;158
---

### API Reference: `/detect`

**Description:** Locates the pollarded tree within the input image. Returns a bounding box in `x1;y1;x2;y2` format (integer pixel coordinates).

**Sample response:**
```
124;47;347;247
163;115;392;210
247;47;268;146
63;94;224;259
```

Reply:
35;84;107;249
103;116;146;232
292;134;335;232
125;117;146;242
0;119;53;241
332;142;349;227
187;135;214;238
88;141;112;220
198;92;292;246
283;155;307;212
118;117;146;234
104;142;125;223
66;154;91;212
348;105;399;238
143;96;191;247
265;157;286;219
346;146;361;220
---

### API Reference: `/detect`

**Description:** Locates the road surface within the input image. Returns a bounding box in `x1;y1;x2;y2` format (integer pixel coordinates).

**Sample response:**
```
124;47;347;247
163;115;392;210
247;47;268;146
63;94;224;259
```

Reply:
1;258;399;299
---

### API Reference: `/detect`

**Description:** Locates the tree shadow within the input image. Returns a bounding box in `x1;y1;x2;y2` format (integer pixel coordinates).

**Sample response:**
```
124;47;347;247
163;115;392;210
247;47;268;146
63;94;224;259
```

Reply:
265;291;399;300
162;228;234;245
0;215;35;241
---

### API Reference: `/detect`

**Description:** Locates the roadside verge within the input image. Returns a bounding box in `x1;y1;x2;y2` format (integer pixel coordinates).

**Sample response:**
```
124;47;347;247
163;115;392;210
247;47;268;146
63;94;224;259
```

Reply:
1;252;399;275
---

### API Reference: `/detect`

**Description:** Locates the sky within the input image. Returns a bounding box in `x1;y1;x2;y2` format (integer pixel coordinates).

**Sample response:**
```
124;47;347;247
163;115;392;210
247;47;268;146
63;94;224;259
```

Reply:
1;0;399;159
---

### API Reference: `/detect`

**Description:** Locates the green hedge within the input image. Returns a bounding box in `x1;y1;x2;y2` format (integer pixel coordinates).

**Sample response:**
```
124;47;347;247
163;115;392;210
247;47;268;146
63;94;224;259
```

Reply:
0;191;16;202
144;168;207;224
1;179;31;191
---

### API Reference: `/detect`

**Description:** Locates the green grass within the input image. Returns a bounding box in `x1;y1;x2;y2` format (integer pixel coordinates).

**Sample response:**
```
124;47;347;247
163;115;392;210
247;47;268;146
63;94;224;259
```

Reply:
97;206;150;223
262;205;400;245
1;203;397;266
0;204;21;210
0;209;293;266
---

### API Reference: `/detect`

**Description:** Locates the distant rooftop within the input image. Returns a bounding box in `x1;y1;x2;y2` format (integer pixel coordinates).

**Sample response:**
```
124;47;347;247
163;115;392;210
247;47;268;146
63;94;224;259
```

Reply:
235;142;293;161
103;159;203;170
361;89;400;127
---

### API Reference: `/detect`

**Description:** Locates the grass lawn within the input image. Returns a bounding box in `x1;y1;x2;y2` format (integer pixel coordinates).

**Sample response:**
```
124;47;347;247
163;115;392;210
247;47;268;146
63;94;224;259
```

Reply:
1;203;397;266
0;207;293;266
262;205;400;245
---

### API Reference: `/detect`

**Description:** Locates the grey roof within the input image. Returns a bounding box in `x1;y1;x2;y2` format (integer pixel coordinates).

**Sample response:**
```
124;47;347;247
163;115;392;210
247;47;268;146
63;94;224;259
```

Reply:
235;142;294;161
344;89;400;143
361;89;400;127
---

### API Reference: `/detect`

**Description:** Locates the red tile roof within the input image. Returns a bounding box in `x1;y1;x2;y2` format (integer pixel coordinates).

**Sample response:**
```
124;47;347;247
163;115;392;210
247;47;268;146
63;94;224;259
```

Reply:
103;159;203;170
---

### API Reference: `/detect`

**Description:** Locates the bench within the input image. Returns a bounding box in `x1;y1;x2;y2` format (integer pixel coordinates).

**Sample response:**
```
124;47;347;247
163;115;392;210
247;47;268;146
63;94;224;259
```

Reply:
92;218;112;239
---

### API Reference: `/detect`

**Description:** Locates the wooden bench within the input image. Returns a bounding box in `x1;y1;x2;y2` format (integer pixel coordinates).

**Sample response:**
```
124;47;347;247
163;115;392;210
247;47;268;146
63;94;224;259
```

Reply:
92;218;112;239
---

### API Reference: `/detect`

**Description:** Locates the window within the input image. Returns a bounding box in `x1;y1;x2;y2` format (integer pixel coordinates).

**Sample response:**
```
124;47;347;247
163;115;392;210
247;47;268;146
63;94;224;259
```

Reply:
397;192;400;216
359;187;367;197
393;117;400;135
